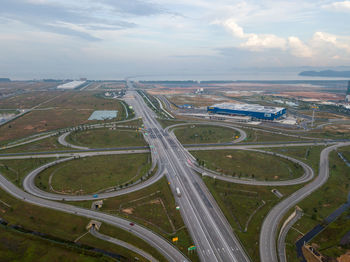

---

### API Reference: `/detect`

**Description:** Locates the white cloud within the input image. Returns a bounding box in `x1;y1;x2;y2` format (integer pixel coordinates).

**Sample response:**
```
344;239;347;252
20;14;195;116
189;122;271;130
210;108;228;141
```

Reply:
288;36;312;58
322;1;350;12
217;19;286;51
312;32;350;53
216;18;350;62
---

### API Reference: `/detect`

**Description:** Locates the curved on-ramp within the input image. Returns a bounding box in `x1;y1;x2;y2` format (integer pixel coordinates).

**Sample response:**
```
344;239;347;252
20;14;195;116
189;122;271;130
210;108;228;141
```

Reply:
259;142;350;262
190;149;314;186
22;156;165;201
90;227;158;262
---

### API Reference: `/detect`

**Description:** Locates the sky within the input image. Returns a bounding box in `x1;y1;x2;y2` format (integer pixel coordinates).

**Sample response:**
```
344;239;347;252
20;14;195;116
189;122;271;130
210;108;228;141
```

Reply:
0;0;350;79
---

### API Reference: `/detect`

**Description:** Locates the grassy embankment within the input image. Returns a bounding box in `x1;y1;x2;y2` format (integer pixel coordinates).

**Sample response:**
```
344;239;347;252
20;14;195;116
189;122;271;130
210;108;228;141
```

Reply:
0;187;166;261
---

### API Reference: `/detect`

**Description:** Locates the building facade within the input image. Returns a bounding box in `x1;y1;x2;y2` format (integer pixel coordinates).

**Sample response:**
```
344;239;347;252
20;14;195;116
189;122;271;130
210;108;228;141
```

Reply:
207;103;286;121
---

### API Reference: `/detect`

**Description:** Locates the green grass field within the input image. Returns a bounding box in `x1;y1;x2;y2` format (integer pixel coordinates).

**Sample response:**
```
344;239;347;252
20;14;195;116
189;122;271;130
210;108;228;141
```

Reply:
0;158;53;186
284;146;350;261
192;149;304;181
0;188;166;261
174;125;239;144
35;154;151;195
67;128;147;148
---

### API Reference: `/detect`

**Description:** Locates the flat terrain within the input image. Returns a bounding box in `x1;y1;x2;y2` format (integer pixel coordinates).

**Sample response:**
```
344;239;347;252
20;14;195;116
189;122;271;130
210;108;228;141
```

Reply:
0;91;62;109
0;92;126;143
67;128;147;148
192;149;304;181
165;94;231;107
35;154;151;195
0;109;93;143
174;125;239;144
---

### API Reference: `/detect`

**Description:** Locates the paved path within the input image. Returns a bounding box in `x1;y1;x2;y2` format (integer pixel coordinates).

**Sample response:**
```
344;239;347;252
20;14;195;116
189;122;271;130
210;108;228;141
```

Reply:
90;227;158;262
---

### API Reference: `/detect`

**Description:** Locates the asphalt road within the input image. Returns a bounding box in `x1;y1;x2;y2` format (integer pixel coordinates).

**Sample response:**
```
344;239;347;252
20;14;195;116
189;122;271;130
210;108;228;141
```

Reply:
259;142;350;262
126;85;251;262
90;227;158;261
58;131;89;150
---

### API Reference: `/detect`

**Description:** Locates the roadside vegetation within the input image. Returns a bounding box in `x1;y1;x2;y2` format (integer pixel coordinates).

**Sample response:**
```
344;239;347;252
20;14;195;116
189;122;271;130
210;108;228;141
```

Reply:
35;154;152;195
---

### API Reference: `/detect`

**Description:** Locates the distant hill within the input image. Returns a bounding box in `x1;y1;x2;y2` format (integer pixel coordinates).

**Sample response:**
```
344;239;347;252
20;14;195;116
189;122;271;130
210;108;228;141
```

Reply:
299;70;350;77
0;78;11;82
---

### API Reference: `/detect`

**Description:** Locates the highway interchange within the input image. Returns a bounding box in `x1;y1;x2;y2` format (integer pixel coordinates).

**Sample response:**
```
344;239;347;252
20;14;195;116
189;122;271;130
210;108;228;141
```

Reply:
0;83;349;261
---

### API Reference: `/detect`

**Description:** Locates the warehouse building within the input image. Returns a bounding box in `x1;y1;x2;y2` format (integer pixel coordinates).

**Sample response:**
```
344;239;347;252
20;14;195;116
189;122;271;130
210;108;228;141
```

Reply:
207;102;286;121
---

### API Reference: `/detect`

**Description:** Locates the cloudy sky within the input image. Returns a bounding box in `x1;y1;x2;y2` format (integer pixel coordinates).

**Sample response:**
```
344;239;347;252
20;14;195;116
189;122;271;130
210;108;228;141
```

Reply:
0;0;349;79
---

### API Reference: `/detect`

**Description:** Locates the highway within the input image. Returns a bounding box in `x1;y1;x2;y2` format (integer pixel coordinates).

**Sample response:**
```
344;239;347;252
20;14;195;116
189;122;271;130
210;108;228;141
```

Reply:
259;142;350;262
2;82;348;262
126;83;250;262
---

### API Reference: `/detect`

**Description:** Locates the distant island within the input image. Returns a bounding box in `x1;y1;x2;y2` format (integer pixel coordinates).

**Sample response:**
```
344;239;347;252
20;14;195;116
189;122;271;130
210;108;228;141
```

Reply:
0;78;11;82
299;70;350;77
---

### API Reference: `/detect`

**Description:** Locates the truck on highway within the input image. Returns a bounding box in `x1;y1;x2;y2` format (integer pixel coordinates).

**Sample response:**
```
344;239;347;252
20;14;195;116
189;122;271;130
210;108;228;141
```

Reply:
176;187;181;197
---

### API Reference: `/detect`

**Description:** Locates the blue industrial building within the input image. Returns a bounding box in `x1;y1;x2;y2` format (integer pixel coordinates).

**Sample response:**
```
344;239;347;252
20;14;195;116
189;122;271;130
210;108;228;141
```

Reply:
207;103;286;121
